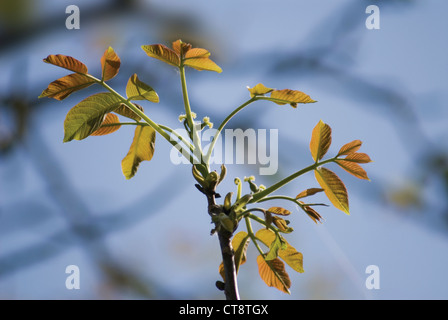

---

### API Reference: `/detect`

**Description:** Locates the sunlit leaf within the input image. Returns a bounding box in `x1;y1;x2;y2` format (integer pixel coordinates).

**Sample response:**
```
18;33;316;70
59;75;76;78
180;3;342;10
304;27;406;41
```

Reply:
247;83;274;98
126;74;159;102
184;57;222;73
257;255;291;294
185;48;210;59
39;73;94;100
219;231;250;280
337;140;362;157
336;160;370;180
343;152;372;163
310;120;332;162
314;167;349;215
270;89;316;107
91;113;121;136
272;216;294;233
172;39;192;56
141;44;180;67
265;235;285;260
114;103;144;122
296;188;324;199
256;229;304;273
298;201;323;224
121;125;156;179
43;54;88;74
267;207;291;216
101;47;121;81
63;92;122;142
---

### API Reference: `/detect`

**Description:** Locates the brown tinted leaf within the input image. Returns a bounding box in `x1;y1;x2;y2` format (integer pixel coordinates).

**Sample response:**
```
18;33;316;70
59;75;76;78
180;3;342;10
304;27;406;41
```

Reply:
43;54;88;73
314;167;349;215
298;201;324;224
101;47;121;81
272;216;294;233
257;255;291;294
172;39;192;56
114;103;144;122
121;125;156;179
185;48;210;59
336;160;370;180
39;73;94;100
247;83;274;97
267;207;291;216
310;120;332;162
295;188;324;199
270;89;316;107
337;140;362;157
344;152;372;163
91;113;121;136
141;44;180;67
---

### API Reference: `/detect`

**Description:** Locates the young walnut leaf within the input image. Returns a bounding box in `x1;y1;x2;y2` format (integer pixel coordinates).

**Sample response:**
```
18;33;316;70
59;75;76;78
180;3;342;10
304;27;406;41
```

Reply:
101;47;121;81
126;74;159;102
335;160;370;180
141;44;180;67
114;103;144;122
257;255;291;294
43;54;88;74
91;113;121;136
39;73;94;100
298;201;324;224
267;207;291;216
337;140;362;157
310;120;332;162
121;125;156;179
314;167;349;215
184;57;222;73
272;216;294;233
270;89;316;107
247;83;274;97
219;231;250;281
343;152;372;163
295;188;324;199
63;92;123;142
256;229;304;273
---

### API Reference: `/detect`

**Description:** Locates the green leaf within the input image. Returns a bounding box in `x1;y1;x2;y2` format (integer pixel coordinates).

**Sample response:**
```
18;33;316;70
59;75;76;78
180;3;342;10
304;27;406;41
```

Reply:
314;167;349;215
141;44;180;67
257;255;291;294
101;47;121;81
126;74;159;102
39;73;94;100
256;229;304;273
63;92;122;142
91;113;121;136
121;125;156;179
265;235;285;261
184;57;222;73
43;54;88;74
310;120;332;162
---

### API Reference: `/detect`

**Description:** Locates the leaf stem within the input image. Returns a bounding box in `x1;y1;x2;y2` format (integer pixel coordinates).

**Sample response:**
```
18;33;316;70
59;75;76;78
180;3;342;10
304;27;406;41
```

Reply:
244;217;265;257
250;157;337;203
204;97;256;164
